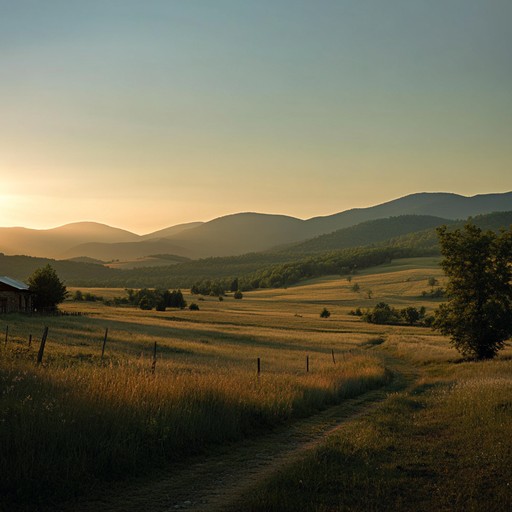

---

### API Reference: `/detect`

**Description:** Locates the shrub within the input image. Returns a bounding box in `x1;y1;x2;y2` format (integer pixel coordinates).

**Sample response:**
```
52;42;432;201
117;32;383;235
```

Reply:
234;290;243;300
189;303;200;311
363;302;400;324
320;308;331;318
139;298;153;310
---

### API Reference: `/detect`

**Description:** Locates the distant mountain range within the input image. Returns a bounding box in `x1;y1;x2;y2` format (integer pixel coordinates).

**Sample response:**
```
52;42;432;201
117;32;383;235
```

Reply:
1;209;511;288
1;191;511;261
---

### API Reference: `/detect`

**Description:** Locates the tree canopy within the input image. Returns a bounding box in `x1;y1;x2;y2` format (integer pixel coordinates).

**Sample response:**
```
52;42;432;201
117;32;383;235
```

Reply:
27;264;67;312
434;224;512;360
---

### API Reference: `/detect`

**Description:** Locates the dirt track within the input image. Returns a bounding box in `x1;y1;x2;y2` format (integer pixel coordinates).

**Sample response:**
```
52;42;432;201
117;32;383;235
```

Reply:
61;356;416;512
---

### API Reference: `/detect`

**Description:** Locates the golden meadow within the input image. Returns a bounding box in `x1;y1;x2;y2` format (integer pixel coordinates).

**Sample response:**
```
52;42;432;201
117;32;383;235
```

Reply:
2;257;511;510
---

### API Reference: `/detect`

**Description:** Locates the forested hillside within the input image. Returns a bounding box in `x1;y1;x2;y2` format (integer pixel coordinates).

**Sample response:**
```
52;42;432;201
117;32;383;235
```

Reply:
283;215;453;255
1;211;511;291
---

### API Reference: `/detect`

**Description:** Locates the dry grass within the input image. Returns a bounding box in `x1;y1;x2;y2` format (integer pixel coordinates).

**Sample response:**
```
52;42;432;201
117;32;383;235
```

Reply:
5;260;434;510
4;257;501;511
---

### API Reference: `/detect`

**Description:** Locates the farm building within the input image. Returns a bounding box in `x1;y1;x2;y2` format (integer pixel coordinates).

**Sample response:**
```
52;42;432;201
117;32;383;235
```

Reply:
0;276;33;313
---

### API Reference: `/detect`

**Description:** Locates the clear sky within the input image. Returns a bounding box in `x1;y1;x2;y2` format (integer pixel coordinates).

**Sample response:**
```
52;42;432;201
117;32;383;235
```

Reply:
1;0;511;234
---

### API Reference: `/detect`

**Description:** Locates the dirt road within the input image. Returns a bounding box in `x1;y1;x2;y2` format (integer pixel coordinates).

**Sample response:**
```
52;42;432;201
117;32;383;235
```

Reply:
62;356;416;512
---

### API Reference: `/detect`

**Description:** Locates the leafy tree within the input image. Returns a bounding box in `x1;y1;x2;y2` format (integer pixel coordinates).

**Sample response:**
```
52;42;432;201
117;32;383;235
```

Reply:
400;306;420;325
163;289;187;308
363;302;399;324
28;264;67;312
189;303;200;310
428;276;438;289
434;224;512;360
230;278;239;292
234;290;243;299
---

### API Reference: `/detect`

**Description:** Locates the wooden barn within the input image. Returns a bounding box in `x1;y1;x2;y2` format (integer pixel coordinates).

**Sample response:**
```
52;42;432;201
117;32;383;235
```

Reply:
0;277;33;313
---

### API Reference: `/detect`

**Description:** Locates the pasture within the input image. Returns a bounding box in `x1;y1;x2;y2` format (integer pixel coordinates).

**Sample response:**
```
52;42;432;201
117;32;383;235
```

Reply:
1;257;511;511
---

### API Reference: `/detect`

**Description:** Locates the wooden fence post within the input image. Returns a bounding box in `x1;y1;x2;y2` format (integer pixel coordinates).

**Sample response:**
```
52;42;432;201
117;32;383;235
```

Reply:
101;328;108;359
151;342;157;374
37;327;48;364
306;355;309;373
4;325;8;346
257;357;261;376
332;349;336;364
28;334;32;348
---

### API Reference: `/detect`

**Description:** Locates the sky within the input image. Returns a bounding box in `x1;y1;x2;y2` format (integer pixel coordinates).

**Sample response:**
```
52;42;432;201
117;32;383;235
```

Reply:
1;0;511;234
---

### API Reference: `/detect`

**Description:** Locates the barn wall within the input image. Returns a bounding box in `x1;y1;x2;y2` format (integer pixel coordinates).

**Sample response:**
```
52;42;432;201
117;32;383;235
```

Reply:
0;291;32;313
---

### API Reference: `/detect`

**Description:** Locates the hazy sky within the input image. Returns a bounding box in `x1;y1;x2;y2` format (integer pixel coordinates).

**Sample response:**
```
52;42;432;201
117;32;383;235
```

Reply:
1;0;511;234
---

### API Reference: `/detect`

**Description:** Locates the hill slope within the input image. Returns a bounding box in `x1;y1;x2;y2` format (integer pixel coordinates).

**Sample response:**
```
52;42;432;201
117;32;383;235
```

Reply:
281;215;454;255
61;191;512;260
0;222;139;258
2;192;511;260
303;192;512;234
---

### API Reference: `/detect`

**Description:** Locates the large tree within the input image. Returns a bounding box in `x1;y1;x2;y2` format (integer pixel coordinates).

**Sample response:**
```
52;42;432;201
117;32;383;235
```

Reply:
434;224;512;359
28;264;68;312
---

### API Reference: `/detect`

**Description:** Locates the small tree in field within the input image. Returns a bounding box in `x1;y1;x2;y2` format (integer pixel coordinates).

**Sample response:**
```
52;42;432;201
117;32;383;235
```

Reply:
320;307;331;318
28;264;67;312
434;224;512;360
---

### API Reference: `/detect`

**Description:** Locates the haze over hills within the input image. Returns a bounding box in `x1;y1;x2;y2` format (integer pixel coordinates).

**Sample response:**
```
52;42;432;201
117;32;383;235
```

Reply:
1;191;511;261
0;222;139;259
1;209;511;288
140;222;204;240
281;215;455;256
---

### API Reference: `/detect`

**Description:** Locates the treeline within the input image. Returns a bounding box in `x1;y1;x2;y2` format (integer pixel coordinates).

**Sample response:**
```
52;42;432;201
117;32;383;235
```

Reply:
2;211;511;291
356;302;434;326
189;246;437;296
117;288;186;310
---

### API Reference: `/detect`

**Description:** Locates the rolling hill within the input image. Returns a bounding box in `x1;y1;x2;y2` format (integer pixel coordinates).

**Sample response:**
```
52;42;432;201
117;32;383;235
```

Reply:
64;191;512;260
1;191;511;260
2;210;511;290
0;222;139;259
279;215;454;255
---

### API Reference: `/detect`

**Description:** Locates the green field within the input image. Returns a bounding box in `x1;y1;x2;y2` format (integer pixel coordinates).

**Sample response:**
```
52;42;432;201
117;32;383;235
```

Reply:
1;257;511;511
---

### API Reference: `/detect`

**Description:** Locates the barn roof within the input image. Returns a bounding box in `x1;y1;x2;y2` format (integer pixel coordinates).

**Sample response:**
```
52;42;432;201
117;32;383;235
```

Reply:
0;276;30;291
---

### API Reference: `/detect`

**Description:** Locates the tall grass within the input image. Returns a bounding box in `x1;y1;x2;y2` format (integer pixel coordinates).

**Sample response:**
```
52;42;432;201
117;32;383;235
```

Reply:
0;347;388;509
240;354;512;511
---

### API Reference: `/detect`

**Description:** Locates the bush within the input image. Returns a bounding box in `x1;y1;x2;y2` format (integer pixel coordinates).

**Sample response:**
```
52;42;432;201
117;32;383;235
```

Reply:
189;303;200;311
363;302;400;324
320;308;331;318
234;290;243;300
139;298;153;310
400;306;421;325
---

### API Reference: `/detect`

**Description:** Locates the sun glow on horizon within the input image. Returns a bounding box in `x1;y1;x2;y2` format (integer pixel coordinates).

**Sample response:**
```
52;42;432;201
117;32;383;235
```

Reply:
0;2;511;233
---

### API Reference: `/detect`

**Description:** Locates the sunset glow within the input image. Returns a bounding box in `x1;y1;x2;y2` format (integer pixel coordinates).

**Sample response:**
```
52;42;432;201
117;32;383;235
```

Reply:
1;1;511;233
